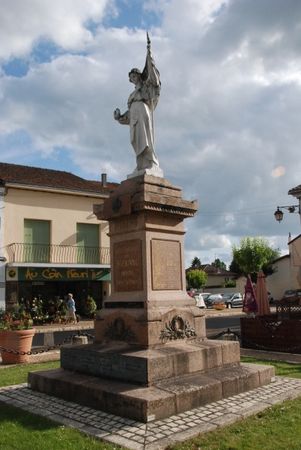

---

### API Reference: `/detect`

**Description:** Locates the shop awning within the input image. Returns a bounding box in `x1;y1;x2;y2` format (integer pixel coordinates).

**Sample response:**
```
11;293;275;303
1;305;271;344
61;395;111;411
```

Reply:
97;271;111;281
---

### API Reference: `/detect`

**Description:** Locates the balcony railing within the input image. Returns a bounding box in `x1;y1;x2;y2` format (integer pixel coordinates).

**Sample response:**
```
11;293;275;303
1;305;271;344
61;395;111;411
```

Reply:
5;243;110;265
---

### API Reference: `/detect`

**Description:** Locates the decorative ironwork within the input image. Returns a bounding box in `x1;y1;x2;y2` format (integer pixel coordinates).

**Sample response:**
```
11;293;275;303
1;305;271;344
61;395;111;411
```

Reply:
262;320;282;335
0;331;94;356
276;302;301;319
160;315;196;341
240;316;301;354
104;318;136;342
4;243;110;265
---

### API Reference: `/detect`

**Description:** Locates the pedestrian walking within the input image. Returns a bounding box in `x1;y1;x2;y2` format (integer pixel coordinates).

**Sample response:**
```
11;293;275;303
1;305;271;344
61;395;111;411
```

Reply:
66;293;77;324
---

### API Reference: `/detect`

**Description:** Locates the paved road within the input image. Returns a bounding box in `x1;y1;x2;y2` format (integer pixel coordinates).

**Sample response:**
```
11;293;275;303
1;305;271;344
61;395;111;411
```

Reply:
206;314;242;337
205;305;276;337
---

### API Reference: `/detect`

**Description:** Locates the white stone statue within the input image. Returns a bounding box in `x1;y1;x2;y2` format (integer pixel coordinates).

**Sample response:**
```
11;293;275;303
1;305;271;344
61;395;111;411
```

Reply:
114;34;164;178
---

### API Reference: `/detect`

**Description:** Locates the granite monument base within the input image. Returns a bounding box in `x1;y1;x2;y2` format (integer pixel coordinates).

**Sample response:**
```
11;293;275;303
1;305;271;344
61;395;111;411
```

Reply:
29;338;275;422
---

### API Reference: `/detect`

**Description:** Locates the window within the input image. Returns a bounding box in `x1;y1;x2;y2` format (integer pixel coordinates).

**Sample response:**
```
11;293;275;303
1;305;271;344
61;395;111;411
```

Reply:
76;223;99;264
24;219;50;262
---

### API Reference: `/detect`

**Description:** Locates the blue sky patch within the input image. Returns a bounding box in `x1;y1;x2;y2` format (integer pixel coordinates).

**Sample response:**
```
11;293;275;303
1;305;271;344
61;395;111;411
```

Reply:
31;39;62;64
3;58;30;77
104;0;161;29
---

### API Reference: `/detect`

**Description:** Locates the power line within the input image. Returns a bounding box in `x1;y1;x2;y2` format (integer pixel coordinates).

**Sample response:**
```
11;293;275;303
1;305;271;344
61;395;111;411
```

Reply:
199;206;282;218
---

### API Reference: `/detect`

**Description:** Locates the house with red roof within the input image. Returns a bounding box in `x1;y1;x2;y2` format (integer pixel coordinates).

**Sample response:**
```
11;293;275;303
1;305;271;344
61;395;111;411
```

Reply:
0;162;118;311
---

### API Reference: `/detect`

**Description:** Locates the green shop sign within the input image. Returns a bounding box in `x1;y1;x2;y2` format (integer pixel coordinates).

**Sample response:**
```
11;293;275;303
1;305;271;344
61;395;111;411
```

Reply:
19;267;110;282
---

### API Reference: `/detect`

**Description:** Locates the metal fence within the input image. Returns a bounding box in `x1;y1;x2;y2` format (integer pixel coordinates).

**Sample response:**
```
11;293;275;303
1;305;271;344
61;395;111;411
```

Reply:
5;243;110;265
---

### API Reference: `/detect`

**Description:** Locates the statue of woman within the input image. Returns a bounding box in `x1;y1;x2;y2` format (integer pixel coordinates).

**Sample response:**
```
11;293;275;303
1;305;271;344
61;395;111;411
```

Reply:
114;34;163;178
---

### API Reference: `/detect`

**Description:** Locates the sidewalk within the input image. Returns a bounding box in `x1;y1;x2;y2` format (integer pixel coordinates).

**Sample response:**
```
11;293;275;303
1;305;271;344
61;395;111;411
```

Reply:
204;308;245;318
203;305;276;318
1;376;301;449
241;348;301;364
33;320;94;334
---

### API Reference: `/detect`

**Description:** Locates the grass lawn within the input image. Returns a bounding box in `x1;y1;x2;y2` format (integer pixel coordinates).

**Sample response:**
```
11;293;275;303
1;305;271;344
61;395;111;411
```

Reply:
0;361;60;387
241;356;301;379
0;361;119;449
0;403;118;450
168;397;301;450
0;358;301;449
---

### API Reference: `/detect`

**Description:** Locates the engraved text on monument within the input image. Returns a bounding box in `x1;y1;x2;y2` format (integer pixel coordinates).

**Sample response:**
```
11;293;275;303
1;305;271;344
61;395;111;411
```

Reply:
113;239;143;291
151;239;182;290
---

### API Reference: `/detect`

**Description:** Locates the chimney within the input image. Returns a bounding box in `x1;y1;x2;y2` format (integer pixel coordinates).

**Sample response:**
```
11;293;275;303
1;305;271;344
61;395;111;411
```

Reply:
101;173;107;187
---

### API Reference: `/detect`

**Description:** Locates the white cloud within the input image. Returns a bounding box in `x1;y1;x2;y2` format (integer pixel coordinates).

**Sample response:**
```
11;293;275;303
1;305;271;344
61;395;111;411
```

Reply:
0;0;110;59
272;166;286;178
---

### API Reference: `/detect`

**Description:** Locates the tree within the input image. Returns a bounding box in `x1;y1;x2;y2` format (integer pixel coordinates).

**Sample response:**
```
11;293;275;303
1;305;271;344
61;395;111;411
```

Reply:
190;256;202;269
186;269;207;290
229;258;242;275
231;237;280;280
211;258;226;271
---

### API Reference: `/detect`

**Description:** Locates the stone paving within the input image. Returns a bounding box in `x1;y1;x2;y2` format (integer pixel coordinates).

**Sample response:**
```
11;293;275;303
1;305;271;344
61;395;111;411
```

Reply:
1;376;301;449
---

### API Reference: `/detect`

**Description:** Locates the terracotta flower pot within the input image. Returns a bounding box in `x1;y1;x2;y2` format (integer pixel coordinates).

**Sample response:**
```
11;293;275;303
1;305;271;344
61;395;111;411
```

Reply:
213;303;226;310
0;329;35;364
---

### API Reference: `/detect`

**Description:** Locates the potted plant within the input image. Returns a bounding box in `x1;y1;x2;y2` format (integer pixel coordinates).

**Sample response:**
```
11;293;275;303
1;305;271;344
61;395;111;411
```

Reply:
0;308;35;364
213;302;226;310
83;295;97;319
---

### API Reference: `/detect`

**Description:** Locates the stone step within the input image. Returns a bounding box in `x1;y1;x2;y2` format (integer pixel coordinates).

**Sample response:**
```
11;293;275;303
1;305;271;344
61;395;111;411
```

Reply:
28;362;274;423
60;339;240;385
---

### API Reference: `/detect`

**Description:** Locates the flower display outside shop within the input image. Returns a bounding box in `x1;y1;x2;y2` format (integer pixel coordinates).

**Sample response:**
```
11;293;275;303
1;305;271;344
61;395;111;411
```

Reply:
0;309;33;331
20;296;67;325
1;293;98;329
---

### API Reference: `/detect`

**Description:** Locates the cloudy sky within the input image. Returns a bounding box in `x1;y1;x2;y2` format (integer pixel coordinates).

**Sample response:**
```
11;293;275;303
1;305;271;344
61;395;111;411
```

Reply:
1;0;301;267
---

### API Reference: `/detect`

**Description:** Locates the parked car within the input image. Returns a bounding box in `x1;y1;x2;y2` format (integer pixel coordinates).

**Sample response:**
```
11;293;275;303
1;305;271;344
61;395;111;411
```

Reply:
284;289;301;297
281;289;301;303
222;292;243;308
205;293;223;308
200;292;212;301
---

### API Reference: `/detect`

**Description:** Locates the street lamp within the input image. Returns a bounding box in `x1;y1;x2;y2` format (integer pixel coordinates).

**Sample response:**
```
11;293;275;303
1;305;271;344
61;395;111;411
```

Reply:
274;204;300;223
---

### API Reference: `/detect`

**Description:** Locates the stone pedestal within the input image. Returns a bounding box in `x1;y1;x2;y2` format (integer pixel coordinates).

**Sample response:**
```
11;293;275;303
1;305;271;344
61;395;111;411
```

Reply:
29;175;274;422
93;175;203;347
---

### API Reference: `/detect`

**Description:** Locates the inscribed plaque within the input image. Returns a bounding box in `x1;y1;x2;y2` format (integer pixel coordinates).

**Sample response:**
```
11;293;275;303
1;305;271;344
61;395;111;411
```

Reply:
151;239;182;290
113;239;143;292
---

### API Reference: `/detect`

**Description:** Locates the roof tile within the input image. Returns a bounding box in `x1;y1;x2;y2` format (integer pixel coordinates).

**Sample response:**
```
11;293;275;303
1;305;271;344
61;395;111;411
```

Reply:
0;162;118;195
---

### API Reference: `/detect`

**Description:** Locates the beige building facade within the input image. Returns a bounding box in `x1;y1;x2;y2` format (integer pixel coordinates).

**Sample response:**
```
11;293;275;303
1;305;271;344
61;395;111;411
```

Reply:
266;182;301;300
266;254;291;300
0;162;117;311
266;236;301;301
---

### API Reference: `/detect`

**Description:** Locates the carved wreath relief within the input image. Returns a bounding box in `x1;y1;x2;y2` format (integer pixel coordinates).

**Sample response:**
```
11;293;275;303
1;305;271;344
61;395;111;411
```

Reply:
160;315;196;342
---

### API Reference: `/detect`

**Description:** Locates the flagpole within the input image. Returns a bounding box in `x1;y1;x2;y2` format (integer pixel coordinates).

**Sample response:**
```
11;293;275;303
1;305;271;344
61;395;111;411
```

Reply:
146;32;155;146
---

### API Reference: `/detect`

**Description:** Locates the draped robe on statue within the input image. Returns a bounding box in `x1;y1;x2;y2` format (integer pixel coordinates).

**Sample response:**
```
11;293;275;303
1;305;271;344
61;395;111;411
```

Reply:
117;47;161;174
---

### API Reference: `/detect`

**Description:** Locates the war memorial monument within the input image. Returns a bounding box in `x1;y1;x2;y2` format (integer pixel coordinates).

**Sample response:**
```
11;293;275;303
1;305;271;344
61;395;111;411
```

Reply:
29;35;274;423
